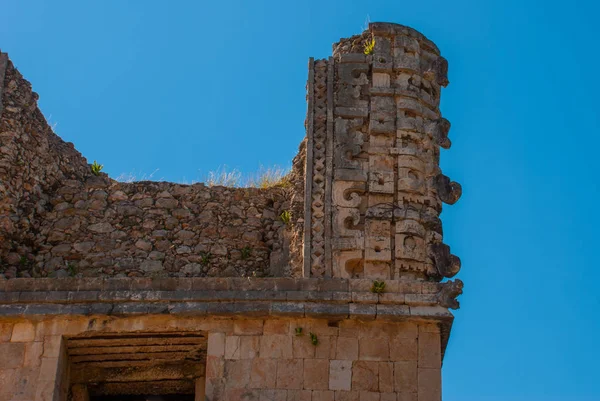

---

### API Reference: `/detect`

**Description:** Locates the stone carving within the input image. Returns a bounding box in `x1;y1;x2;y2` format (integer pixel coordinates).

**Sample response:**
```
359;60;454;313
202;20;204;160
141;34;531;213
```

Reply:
437;279;464;309
434;173;463;205
430;242;461;278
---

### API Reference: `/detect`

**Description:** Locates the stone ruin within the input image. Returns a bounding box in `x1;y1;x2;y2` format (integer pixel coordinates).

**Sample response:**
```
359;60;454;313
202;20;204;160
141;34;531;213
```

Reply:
0;22;463;401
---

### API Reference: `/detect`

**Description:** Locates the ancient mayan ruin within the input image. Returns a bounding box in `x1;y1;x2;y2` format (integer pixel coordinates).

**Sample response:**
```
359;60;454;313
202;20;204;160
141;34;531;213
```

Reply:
0;22;463;401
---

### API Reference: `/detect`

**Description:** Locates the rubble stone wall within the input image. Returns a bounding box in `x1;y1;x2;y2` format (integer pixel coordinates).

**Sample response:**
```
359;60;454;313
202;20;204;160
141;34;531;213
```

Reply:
0;56;305;279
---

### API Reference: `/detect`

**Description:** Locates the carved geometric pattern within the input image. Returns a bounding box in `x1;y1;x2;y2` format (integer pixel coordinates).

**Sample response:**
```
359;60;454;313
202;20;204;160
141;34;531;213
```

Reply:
310;59;329;277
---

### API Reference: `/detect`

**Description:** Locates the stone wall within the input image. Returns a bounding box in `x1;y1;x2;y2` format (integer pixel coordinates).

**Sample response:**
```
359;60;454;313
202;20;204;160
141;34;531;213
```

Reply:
0;54;305;279
0;279;448;401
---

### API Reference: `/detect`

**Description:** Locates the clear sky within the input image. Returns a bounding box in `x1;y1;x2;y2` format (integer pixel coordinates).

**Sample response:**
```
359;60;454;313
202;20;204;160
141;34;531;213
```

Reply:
2;0;600;400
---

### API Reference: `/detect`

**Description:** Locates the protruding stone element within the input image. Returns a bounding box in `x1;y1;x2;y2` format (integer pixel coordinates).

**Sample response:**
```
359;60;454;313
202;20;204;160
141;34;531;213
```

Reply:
434;174;462;205
430;243;461;278
437;279;464;309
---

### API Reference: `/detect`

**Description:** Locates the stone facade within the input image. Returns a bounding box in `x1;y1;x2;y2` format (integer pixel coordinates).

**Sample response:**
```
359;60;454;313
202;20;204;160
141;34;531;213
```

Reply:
0;22;463;401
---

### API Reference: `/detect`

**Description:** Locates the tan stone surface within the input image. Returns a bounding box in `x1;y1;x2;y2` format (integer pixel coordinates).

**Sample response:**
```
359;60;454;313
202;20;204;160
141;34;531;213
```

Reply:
378;362;394;393
293;336;315;359
312;390;335;401
390;337;417;361
260;389;288;401
336;337;359;360
418;332;441;369
206;354;225;379
207;332;226;357
261;335;293;359
240;336;261;359
23;341;43;367
10;322;35;343
249;358;277;389
359;338;389;361
226;335;242;359
225;359;252;389
304;359;330;390
334;391;359;401
329;360;352;391
0;343;25;369
352;361;378;391
277;359;304;389
265;320;290;335
394;361;417;393
287;390;312;401
418;368;441;401
234;320;264;335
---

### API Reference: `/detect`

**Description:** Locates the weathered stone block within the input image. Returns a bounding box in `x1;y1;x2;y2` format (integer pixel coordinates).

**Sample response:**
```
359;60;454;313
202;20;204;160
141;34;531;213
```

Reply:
304;359;330;390
394;361;417;393
336;337;358;360
0;343;25;368
10;322;35;342
418;332;441;369
329;360;352;391
276;359;303;389
249;358;277;389
418;368;441;401
359;337;389;361
351;361;378;391
260;335;293;359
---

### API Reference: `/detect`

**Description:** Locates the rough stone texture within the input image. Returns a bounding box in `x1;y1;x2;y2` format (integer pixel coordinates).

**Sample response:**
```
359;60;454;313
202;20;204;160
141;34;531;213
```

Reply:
0;21;463;401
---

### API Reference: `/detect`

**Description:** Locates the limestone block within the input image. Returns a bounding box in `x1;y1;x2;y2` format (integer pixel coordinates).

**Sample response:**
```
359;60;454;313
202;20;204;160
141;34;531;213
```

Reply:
334;208;361;238
363;262;391;280
0;342;25;368
315;336;337;359
359;337;389;361
287;390;312;401
333;250;364;278
249;358;277;389
312;390;335;401
24;341;43;367
10;322;35;342
394;361;417;393
264;320;290;335
358;392;380;401
260;389;287;401
293;336;316;359
336;337;359;360
378;362;394;393
368;155;395;173
329;360;352;391
207;332;225;357
334;391;359;401
351;361;378;391
368;172;394;194
373;73;391;88
333;181;365;208
418;368;441;401
234;320;264;335
418;332;441;369
304;359;330;390
390;337;418;361
226;335;241;359
260;335;293;359
224;359;252;389
276;359;304;389
206;355;225;379
365;220;391;261
395;234;426;263
240;336;261;359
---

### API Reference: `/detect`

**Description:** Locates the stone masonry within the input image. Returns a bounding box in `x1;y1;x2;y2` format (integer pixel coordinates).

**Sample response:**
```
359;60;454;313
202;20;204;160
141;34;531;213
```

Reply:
0;22;463;401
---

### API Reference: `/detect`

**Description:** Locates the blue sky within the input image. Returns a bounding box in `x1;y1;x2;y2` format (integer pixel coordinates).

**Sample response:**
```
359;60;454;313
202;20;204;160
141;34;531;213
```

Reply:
2;0;600;400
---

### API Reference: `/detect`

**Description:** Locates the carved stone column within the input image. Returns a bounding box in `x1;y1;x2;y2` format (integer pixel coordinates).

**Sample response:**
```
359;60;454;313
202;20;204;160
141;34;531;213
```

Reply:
304;22;461;283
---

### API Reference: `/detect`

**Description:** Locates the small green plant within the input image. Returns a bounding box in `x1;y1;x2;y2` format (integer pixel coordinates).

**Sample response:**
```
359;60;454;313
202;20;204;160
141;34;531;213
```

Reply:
371;280;386;294
309;332;319;346
295;327;303;336
91;160;104;176
241;246;252;260
200;252;212;267
280;210;292;225
67;263;77;277
19;256;27;267
364;37;375;55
